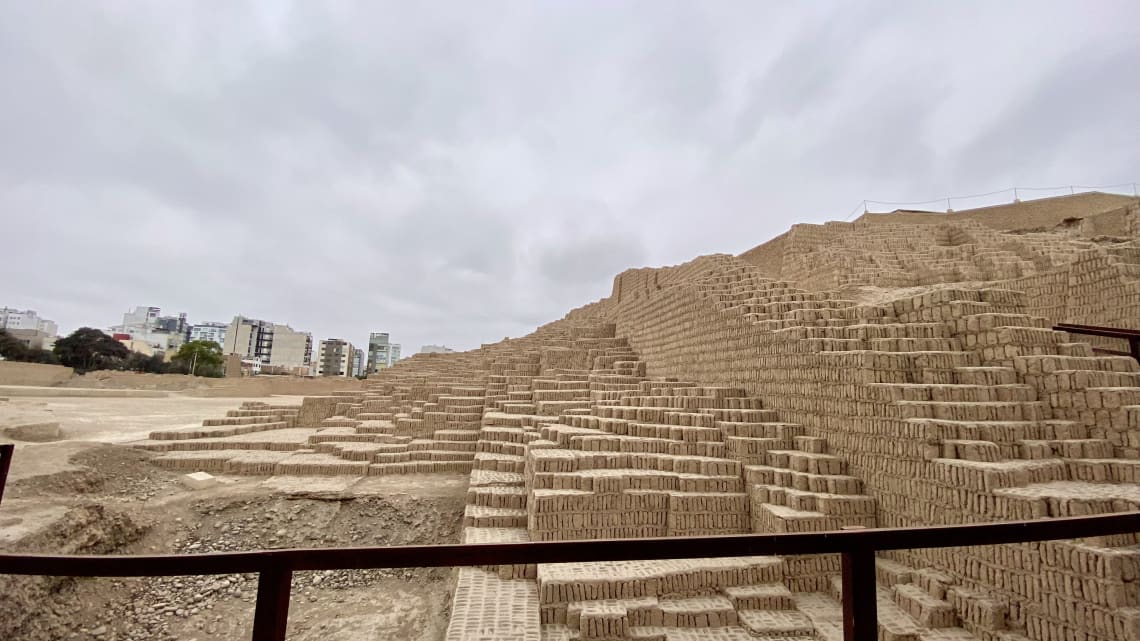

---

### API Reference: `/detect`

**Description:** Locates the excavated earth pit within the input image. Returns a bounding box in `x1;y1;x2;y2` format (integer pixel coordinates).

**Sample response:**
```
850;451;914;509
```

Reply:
0;445;467;641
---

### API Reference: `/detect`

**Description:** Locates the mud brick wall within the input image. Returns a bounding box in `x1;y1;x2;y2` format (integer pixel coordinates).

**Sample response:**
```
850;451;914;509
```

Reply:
0;361;74;386
524;446;748;542
540;347;591;371
739;197;1140;293
295;396;344;426
995;245;1140;352
852;193;1138;232
1063;249;1140;330
737;231;787;277
1078;205;1131;237
597;254;1137;640
999;271;1070;329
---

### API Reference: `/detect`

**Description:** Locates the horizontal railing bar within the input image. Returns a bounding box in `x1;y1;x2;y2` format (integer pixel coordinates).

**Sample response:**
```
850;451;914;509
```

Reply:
1090;347;1132;356
1054;323;1140;339
0;511;1136;577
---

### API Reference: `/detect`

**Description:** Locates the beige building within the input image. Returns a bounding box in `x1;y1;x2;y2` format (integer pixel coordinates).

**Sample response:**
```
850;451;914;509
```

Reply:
267;324;312;370
224;316;311;369
5;328;56;351
115;338;157;356
223;316;273;361
316;339;357;377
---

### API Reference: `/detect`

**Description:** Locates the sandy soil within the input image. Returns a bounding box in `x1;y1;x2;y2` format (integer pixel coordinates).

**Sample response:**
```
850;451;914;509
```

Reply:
0;445;467;641
0;395;306;481
0;395;468;641
57;370;366;397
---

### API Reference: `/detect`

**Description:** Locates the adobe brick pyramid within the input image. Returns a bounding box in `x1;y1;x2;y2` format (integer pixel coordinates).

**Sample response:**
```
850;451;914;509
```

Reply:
135;193;1140;641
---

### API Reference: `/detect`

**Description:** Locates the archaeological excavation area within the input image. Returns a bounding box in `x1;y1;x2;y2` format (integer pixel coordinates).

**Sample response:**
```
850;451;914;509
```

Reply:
3;193;1140;641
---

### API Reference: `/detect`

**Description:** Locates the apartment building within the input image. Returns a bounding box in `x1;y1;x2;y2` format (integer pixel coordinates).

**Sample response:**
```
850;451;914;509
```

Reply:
188;322;228;348
1;307;59;350
111;306;188;351
224;316;313;371
268;324;313;371
316;339;357;377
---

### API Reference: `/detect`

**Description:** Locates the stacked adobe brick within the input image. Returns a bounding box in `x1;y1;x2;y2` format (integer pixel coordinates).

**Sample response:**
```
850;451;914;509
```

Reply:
447;319;870;641
606;251;1140;641
137;198;1140;641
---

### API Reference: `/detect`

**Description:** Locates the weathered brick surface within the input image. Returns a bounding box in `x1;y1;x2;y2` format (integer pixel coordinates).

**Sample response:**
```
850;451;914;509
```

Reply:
142;200;1140;641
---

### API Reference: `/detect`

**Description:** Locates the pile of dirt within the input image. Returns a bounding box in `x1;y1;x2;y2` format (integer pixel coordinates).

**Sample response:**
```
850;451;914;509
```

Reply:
2;486;465;641
1;421;62;442
0;505;150;640
62;371;217;391
8;446;179;502
60;371;366;397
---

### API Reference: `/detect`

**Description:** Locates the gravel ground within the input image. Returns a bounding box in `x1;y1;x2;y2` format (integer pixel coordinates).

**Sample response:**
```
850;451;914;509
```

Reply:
0;444;467;641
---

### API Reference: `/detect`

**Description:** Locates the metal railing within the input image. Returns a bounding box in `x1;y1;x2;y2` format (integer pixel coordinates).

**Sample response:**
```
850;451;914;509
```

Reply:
0;443;12;506
1;445;1138;641
1055;323;1140;362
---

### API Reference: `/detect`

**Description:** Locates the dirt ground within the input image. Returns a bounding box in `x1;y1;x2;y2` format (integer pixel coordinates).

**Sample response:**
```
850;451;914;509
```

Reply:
0;362;366;397
0;395;310;481
0;396;470;641
56;371;366;397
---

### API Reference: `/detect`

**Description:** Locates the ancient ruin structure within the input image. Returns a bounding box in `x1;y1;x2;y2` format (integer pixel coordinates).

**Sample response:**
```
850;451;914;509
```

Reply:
134;193;1140;641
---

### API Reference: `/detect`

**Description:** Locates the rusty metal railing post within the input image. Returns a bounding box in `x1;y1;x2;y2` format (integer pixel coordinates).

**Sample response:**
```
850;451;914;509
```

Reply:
0;443;14;508
841;548;877;641
251;565;292;641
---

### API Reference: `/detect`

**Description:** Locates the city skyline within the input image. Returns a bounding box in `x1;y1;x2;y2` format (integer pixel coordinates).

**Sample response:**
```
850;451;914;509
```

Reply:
1;302;419;361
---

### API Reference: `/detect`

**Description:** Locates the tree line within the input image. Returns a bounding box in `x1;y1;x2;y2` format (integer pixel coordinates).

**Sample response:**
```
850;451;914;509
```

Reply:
0;327;225;377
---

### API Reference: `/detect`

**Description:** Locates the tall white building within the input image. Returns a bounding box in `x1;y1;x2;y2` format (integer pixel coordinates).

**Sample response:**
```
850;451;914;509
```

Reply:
0;307;58;350
111;306;188;351
365;333;405;373
366;332;391;373
351;349;365;377
188;322;228;348
420;344;456;354
0;308;57;336
116;306;160;332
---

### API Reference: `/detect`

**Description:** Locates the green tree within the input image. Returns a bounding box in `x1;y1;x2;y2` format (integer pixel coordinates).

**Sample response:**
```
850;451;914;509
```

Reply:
123;351;168;374
25;347;60;365
172;340;224;377
0;329;30;361
53;327;130;372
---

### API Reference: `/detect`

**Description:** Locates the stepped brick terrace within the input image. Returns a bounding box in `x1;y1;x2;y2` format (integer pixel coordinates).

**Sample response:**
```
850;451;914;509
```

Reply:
123;193;1140;641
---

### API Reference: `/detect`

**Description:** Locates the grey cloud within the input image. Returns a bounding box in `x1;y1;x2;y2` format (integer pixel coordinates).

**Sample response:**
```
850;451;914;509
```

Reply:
539;235;648;286
952;41;1140;185
1;1;1137;353
729;5;877;148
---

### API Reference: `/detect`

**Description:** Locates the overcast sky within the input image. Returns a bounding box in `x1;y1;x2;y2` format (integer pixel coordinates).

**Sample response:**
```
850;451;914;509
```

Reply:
2;2;1138;353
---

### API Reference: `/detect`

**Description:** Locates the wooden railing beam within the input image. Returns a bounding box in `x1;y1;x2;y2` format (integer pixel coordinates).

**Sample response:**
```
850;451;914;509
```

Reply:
841;548;878;641
251;566;292;641
0;443;13;508
4;511;1138;577
1054;323;1140;362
